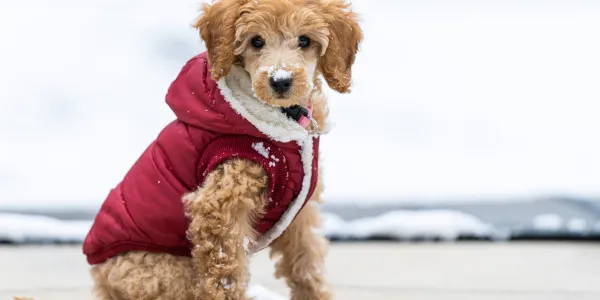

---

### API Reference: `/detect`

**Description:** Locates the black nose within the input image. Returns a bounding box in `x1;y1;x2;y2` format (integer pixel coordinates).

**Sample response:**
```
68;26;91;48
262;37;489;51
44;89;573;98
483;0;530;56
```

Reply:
269;77;292;94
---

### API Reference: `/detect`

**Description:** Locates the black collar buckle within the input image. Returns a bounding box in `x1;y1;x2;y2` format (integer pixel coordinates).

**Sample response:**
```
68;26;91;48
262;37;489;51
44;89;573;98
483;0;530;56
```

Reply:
281;105;309;121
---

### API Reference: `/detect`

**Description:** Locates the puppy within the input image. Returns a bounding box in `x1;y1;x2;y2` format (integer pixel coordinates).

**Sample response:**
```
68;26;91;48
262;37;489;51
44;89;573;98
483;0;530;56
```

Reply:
83;0;362;299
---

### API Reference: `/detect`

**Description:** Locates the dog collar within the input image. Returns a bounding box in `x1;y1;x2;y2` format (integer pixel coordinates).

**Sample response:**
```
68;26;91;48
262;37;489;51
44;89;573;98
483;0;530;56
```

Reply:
281;105;319;133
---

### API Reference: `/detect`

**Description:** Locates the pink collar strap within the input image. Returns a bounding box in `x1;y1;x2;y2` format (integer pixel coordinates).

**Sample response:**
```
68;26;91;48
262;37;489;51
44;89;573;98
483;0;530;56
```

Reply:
280;102;319;134
297;106;313;128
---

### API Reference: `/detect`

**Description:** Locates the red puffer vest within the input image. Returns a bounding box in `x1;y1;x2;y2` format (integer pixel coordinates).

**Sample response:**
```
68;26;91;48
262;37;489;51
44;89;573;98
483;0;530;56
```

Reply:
83;52;319;265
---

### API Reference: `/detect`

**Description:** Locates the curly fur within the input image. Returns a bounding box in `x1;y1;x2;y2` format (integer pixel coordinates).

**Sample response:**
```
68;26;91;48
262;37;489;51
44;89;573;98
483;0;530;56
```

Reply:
185;159;268;299
90;0;362;299
91;251;195;300
195;0;363;98
269;170;332;300
90;160;327;300
315;1;363;93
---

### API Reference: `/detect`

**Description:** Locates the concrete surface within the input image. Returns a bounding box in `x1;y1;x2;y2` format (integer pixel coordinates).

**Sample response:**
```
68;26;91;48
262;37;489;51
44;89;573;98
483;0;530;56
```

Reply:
1;242;599;299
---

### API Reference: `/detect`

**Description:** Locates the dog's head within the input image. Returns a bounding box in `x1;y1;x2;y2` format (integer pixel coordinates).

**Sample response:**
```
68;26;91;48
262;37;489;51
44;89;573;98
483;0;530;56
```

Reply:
195;0;362;108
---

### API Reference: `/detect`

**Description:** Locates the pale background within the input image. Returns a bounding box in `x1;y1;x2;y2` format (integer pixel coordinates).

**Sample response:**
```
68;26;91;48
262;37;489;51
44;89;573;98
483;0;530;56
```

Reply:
1;0;599;206
2;1;600;299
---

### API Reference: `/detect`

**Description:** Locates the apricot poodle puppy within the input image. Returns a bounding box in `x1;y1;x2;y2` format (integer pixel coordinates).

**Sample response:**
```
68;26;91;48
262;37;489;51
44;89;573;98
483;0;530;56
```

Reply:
83;0;362;299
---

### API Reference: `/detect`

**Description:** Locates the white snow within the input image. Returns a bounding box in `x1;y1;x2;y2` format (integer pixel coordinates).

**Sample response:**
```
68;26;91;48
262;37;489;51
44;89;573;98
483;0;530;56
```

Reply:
268;155;279;168
321;210;495;241
220;277;233;290
257;65;276;75
0;210;499;244
246;284;286;300
2;0;600;210
0;213;92;243
243;236;250;251
258;64;298;79
319;213;346;237
251;142;270;158
271;69;292;81
532;214;563;231
567;218;587;232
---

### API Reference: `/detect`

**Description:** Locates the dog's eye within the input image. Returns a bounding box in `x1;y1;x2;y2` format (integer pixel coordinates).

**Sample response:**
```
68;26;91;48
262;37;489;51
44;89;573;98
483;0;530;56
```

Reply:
251;36;265;49
298;36;311;48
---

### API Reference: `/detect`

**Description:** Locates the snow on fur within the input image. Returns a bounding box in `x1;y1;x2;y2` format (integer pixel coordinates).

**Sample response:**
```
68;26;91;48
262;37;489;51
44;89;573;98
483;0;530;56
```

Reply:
251;142;270;158
217;64;317;252
257;64;299;79
218;65;312;143
272;69;292;81
252;137;314;252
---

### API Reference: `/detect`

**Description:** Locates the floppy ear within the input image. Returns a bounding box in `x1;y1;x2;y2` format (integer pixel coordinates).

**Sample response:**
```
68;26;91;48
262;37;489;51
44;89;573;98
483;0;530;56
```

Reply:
317;0;363;93
194;0;247;80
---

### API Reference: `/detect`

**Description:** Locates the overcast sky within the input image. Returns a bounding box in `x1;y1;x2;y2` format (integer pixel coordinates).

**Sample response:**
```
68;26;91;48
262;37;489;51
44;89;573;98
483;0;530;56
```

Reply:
1;0;600;209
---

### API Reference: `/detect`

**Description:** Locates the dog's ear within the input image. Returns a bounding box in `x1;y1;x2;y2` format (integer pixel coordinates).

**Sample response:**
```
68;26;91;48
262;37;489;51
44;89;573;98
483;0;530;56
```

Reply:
194;0;248;80
317;0;363;93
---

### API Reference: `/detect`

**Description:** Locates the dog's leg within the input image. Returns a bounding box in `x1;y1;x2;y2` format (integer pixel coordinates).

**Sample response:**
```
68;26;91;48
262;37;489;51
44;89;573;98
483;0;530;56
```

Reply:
90;252;195;300
185;159;268;300
269;177;332;300
91;260;125;300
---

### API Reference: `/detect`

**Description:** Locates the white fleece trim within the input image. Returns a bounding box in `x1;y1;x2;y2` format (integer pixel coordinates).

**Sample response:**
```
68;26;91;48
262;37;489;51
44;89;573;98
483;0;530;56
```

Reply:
251;138;313;252
216;65;313;143
215;65;316;252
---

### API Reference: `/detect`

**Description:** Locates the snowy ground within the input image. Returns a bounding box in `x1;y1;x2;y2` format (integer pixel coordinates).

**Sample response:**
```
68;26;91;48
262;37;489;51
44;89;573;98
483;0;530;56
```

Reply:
0;210;489;243
321;210;501;241
2;209;599;244
3;243;600;300
2;0;600;211
0;214;91;244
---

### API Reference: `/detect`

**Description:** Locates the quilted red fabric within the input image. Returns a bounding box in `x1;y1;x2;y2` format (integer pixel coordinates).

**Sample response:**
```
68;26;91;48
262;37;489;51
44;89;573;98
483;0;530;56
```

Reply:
83;52;319;265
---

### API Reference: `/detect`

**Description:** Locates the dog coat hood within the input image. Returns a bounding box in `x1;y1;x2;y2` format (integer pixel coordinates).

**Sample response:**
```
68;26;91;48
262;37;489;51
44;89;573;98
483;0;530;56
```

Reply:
83;52;319;265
